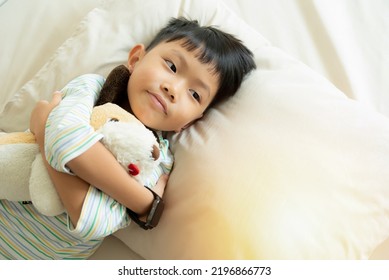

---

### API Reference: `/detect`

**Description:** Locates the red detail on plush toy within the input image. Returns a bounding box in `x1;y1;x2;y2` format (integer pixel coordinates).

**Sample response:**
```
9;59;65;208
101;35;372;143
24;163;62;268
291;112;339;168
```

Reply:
128;163;140;176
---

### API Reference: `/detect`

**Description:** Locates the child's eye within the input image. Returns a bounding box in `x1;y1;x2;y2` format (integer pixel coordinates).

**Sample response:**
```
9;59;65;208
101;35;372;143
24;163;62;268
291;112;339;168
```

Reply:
190;90;201;102
166;60;176;73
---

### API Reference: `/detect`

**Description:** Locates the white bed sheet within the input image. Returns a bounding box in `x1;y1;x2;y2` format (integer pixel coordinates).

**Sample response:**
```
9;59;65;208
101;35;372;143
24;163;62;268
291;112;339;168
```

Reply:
224;0;389;117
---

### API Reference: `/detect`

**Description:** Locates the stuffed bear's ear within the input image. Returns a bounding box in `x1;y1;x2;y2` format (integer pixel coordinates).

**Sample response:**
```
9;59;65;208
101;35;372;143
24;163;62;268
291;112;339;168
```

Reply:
152;145;160;161
95;65;130;106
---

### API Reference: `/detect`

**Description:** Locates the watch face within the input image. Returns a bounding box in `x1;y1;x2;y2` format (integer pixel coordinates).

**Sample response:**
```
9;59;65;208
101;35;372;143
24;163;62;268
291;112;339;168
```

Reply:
147;197;164;227
127;187;165;230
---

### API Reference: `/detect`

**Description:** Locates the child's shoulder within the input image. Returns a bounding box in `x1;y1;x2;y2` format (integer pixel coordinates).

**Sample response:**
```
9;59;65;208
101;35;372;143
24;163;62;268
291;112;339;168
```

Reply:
72;73;106;84
62;74;107;97
64;74;106;90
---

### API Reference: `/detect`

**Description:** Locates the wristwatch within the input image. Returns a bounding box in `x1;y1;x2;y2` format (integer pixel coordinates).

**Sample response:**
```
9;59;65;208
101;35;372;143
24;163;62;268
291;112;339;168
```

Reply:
126;187;164;230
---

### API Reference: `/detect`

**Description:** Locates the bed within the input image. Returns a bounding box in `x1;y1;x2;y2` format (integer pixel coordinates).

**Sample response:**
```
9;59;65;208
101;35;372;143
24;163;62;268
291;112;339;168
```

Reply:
1;0;388;260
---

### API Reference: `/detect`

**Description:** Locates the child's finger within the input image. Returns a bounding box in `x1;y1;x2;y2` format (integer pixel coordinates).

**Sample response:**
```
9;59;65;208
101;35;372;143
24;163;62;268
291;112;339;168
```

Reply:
154;174;169;197
158;174;169;185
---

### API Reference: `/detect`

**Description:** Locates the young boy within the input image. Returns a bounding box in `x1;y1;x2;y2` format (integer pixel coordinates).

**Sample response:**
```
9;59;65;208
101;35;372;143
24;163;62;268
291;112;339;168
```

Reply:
1;17;255;259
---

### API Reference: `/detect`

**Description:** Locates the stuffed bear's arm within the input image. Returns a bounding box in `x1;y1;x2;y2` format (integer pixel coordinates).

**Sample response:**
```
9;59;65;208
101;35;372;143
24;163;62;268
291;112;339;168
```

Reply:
0;131;36;144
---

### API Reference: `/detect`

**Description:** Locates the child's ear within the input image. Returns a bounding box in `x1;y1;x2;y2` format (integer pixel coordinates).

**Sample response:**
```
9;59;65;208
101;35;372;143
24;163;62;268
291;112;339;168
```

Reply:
127;44;145;72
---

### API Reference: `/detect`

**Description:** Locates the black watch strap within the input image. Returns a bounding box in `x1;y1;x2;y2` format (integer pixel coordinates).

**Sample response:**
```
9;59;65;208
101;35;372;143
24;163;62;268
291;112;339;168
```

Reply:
126;187;164;230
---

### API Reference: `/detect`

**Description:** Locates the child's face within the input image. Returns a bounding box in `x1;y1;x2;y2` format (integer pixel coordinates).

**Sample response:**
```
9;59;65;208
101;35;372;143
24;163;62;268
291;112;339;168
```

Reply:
126;40;219;132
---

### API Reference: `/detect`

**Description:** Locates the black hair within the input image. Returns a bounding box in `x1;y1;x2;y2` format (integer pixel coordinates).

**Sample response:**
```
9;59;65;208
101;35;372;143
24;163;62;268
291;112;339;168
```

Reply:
146;17;256;108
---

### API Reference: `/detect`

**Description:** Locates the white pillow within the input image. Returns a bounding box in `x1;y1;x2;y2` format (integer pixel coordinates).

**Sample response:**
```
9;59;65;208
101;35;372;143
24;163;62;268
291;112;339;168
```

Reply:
2;0;389;259
0;0;100;113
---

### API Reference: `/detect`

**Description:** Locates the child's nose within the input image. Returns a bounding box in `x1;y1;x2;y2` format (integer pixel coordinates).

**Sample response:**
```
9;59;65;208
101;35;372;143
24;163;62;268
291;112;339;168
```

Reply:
163;86;175;101
162;82;178;102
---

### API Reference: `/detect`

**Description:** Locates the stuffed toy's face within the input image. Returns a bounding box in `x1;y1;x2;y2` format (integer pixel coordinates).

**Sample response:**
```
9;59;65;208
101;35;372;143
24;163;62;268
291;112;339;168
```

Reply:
92;103;161;185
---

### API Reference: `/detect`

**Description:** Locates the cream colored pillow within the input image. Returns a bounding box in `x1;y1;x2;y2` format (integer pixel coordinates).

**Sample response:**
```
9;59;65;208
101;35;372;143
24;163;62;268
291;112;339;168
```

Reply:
0;0;100;113
1;0;389;259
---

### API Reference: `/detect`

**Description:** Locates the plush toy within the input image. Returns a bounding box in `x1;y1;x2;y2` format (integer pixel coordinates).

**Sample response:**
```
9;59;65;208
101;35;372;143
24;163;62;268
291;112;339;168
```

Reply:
0;66;160;216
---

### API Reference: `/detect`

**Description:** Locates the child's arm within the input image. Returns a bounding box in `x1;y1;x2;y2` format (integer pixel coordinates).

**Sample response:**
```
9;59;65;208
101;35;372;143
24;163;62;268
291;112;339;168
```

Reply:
67;141;155;215
44;74;105;175
30;94;168;223
43;75;152;213
30;95;89;225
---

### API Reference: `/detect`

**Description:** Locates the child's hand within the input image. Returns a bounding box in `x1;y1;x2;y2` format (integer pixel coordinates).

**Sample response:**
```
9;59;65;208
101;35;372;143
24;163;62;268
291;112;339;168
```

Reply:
153;174;169;198
30;92;62;146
